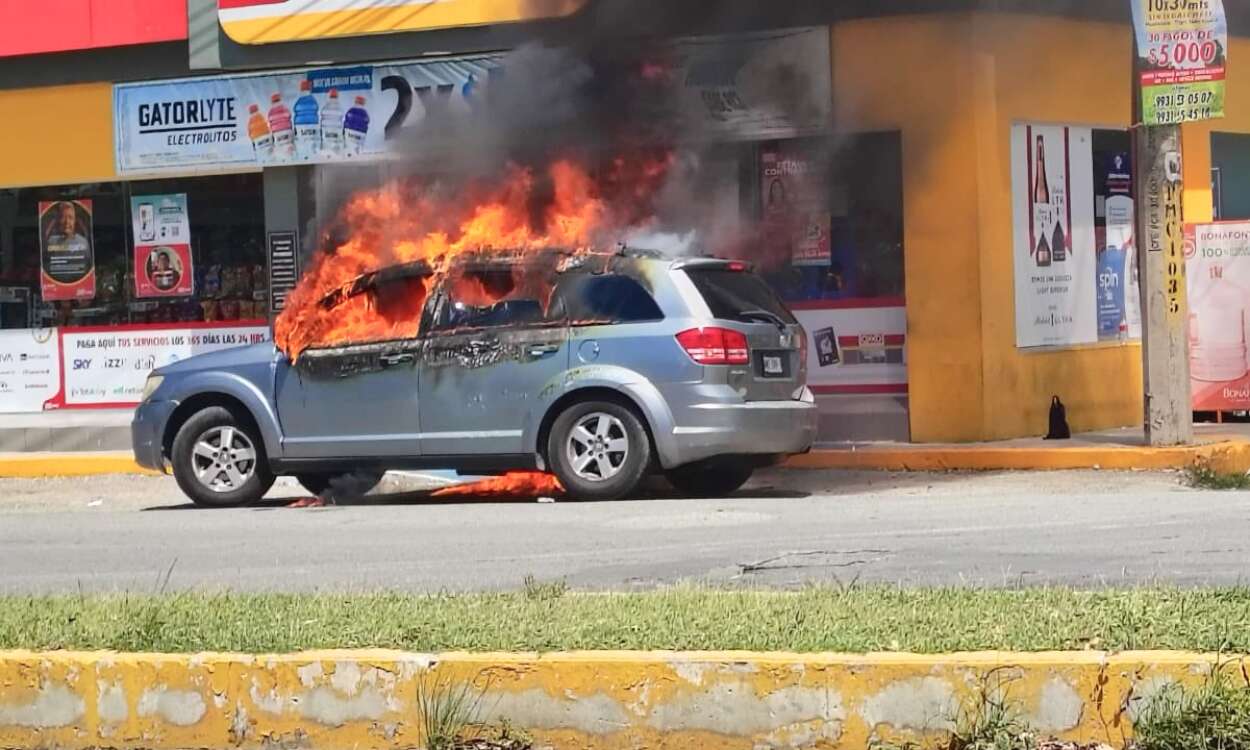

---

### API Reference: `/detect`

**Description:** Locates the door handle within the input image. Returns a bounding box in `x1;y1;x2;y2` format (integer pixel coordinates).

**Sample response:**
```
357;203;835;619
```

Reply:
379;353;415;368
528;344;561;357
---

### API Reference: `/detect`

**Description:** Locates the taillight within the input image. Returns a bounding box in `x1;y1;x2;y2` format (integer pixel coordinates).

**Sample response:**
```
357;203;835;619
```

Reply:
676;327;750;365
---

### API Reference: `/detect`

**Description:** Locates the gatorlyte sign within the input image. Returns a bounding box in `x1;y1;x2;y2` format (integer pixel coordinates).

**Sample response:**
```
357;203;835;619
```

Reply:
217;0;588;45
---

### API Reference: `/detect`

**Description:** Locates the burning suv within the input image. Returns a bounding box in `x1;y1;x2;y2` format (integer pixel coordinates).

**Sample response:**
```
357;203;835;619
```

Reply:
132;250;817;505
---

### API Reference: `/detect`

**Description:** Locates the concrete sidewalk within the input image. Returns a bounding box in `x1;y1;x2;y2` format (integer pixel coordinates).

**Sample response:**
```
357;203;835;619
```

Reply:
2;424;1247;477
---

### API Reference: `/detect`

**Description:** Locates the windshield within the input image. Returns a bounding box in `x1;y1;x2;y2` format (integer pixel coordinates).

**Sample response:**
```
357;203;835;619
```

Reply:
684;268;798;325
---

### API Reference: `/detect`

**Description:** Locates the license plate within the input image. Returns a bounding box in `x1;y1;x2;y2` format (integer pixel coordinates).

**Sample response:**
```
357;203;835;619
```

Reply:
763;356;784;375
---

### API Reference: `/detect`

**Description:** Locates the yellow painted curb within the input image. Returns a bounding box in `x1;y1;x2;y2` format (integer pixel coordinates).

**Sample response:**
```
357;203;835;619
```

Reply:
0;649;1243;750
0;453;159;478
786;438;1250;473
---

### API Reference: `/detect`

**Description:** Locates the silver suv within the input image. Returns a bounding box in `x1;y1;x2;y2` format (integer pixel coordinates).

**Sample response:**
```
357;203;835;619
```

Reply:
132;251;817;505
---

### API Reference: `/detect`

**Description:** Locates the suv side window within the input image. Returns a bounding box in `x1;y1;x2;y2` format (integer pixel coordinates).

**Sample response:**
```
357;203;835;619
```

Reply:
555;274;664;325
430;268;555;333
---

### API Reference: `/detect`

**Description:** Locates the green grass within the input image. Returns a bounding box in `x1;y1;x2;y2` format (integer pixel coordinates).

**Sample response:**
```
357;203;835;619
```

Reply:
1185;464;1250;490
1134;668;1250;750
2;587;1250;654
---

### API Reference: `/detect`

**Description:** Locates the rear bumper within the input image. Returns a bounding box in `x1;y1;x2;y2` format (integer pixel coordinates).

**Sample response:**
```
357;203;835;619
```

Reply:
648;386;818;469
131;399;178;472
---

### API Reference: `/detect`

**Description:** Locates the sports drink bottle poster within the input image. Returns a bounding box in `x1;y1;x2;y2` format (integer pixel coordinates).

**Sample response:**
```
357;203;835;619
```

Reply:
1132;0;1227;126
1186;221;1250;411
132;194;194;298
113;56;502;175
38;200;95;302
1010;124;1098;349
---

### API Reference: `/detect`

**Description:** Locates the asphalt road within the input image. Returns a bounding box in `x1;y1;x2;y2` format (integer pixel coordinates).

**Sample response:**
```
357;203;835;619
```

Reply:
1;469;1247;593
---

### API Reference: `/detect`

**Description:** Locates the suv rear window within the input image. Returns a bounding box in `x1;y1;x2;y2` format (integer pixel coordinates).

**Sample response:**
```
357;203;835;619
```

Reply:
555;274;664;325
684;268;797;325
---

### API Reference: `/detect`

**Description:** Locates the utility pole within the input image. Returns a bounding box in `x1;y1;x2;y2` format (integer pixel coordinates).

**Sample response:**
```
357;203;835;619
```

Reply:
1132;41;1193;447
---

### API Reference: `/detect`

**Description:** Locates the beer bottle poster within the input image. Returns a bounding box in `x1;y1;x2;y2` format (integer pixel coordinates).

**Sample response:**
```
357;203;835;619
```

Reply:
1010;124;1098;349
38;200;96;302
132;194;194;298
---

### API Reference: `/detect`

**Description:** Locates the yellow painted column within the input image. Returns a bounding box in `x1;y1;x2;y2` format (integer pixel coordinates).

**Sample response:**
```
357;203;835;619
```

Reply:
0;82;117;188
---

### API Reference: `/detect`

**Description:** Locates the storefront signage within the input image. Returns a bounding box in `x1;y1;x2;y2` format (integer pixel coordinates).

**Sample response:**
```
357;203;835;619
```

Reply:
61;323;270;407
217;0;588;45
38;200;95;302
132;194;194;298
267;230;299;314
761;143;831;267
114;56;501;175
1132;0;1228;125
793;305;907;396
1011;124;1143;349
0;329;60;413
1185;221;1250;411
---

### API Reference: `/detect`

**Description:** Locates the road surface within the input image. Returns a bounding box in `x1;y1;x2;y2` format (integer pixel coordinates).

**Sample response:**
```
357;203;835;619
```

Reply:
1;469;1246;593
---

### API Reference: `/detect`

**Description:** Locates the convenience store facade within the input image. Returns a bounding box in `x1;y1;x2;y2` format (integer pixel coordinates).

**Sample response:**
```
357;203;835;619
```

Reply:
0;1;1245;443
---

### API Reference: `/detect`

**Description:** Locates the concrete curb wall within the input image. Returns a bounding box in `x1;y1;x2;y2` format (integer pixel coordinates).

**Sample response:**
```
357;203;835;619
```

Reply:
0;650;1241;750
4;439;1250;478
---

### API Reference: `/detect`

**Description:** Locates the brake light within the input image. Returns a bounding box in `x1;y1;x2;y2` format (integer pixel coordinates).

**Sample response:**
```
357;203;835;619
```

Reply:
726;261;748;272
676;327;750;365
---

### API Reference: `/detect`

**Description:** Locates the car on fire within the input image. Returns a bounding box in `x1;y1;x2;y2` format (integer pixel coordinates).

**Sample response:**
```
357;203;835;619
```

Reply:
132;250;818;505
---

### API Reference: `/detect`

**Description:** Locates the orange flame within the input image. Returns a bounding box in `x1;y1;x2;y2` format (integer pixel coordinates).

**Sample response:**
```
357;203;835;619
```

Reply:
275;152;673;359
431;472;565;500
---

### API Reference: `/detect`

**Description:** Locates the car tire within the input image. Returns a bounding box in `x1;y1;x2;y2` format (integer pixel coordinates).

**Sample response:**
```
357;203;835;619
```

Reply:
548;400;651;501
296;471;384;499
666;460;755;498
171;406;274;507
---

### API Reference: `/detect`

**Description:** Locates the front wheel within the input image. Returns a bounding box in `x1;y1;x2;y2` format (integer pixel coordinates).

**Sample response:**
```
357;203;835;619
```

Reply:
171;406;274;507
548;401;651;501
665;460;754;498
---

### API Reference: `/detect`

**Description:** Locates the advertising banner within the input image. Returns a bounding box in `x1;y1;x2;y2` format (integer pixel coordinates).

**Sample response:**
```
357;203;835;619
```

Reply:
61;323;270;406
0;328;60;413
761;143;831;267
132;194;194;298
218;0;588;45
1095;151;1142;342
114;56;501;175
1132;0;1228;125
1186;221;1250;411
793;305;908;395
38;200;95;302
1011;124;1098;349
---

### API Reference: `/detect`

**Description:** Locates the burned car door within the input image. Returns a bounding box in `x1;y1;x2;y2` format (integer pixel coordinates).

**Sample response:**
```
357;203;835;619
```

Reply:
274;341;423;459
273;264;434;459
418;270;570;457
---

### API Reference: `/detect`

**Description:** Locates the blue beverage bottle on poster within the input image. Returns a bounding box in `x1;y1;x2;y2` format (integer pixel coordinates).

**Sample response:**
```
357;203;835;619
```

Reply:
293;80;320;159
344;96;370;155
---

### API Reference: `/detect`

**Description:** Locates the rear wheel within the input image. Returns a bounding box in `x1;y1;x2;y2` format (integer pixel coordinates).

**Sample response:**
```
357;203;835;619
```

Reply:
548;400;651;501
171;406;274;507
666;460;755;498
296;471;384;499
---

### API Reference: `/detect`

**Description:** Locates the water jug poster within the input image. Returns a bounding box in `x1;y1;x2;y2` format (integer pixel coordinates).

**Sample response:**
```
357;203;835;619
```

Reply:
38;200;95;302
1011;124;1098;349
1186;221;1250;411
113;56;502;175
1132;0;1227;126
132;194;194;298
761;144;832;267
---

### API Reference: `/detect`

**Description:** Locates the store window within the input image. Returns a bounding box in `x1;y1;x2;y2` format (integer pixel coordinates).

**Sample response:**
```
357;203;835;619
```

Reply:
756;132;905;304
0;173;267;330
1212;132;1250;220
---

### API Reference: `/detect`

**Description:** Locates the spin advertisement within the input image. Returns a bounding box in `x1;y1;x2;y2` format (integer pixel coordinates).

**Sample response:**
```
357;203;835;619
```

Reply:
1186;221;1250;411
132;193;194;298
38;200;96;302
